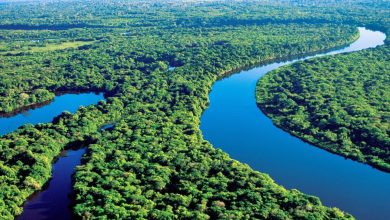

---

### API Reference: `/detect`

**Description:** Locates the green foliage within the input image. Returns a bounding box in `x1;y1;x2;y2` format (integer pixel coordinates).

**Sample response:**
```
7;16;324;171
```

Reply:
257;45;390;172
257;2;390;172
2;0;388;219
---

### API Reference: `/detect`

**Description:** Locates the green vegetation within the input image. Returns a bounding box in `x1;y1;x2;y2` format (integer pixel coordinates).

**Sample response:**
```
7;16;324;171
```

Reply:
0;40;95;55
0;0;388;219
257;45;390;172
256;1;390;173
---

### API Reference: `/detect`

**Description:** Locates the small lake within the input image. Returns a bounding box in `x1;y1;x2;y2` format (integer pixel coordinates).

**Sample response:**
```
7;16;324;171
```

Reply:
0;92;103;219
0;92;104;136
200;28;389;220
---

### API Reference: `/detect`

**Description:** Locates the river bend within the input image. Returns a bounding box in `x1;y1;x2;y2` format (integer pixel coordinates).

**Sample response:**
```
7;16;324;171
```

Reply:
1;28;388;220
200;27;389;220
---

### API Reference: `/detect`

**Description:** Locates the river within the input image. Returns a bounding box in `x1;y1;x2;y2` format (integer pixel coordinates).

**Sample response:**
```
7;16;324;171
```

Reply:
0;92;103;219
200;27;389;220
0;92;104;136
2;28;388;220
17;148;86;220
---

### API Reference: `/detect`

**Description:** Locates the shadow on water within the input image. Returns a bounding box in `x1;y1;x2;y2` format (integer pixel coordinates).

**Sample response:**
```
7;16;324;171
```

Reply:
16;123;114;220
17;149;86;220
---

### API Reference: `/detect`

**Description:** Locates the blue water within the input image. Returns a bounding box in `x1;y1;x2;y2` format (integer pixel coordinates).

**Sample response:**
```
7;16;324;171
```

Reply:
2;28;388;220
200;28;390;220
98;123;115;131
0;92;103;219
17;149;86;220
0;92;104;136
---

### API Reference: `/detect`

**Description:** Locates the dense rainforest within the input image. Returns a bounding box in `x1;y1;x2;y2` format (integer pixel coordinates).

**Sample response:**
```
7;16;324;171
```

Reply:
0;0;387;219
257;3;390;172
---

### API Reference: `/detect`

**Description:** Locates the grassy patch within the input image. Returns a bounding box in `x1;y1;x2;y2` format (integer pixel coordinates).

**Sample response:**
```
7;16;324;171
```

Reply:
0;40;94;54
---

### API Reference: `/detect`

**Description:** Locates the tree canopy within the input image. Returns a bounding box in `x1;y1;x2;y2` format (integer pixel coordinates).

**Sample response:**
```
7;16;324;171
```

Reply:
1;0;389;219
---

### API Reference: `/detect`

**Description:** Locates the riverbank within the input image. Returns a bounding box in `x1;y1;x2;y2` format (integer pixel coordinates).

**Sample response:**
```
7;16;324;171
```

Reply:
257;28;389;173
200;27;390;220
0;93;104;136
0;90;108;118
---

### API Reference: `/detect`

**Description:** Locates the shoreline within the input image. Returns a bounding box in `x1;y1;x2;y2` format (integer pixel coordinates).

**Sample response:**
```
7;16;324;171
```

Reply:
0;89;108;118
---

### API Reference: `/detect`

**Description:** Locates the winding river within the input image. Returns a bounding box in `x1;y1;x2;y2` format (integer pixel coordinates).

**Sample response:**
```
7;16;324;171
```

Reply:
1;28;388;219
200;27;389;220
